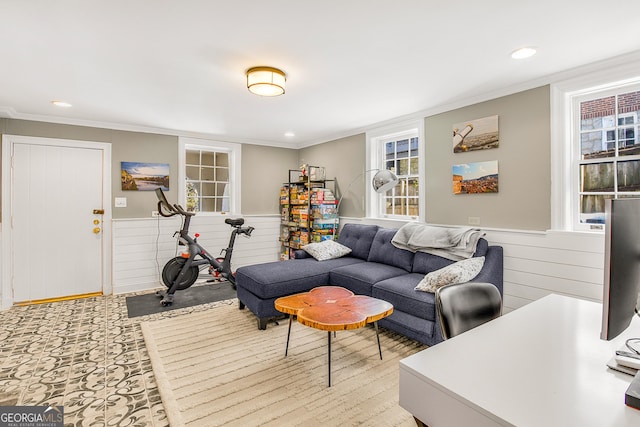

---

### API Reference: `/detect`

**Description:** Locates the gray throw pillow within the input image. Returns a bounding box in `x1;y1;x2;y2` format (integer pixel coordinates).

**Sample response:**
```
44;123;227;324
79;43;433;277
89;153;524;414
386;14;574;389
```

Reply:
415;256;485;292
302;240;352;261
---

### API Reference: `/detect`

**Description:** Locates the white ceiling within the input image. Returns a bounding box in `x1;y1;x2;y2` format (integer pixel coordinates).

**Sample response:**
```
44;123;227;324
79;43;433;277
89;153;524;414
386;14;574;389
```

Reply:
1;0;640;148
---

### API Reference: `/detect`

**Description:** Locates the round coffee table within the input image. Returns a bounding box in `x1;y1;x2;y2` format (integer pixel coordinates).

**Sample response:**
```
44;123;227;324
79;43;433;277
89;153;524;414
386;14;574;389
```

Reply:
274;286;394;386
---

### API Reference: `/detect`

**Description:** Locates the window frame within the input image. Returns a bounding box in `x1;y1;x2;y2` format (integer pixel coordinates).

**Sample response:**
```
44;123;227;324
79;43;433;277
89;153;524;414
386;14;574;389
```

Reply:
178;137;241;215
572;85;640;231
550;56;640;232
366;120;425;221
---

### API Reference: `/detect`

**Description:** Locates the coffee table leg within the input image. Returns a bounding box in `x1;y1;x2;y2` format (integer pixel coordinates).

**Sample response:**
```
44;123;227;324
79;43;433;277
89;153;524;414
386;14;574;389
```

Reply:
285;315;293;357
374;321;383;360
327;331;332;387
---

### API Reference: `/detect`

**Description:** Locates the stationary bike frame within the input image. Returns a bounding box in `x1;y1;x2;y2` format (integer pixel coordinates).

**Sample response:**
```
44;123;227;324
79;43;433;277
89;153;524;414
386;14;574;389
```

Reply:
155;188;254;306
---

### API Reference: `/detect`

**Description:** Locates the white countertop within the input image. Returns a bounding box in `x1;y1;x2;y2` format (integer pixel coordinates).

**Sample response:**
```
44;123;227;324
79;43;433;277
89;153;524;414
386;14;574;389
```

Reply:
400;294;640;427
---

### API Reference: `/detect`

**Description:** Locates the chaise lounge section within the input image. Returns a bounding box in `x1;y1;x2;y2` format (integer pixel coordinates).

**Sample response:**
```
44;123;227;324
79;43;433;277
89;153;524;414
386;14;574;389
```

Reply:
235;223;503;346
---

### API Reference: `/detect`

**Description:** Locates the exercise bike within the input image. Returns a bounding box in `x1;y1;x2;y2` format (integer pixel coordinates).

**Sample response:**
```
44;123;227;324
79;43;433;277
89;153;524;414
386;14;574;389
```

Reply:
154;188;254;306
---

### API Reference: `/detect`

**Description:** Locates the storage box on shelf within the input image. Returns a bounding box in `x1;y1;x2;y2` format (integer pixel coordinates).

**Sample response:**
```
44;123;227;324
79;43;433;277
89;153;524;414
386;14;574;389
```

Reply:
279;168;339;260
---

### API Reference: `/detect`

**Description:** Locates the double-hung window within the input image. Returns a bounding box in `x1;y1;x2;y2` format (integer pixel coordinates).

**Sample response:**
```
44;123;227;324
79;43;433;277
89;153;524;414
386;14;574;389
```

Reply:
178;137;241;214
367;122;424;220
574;86;640;228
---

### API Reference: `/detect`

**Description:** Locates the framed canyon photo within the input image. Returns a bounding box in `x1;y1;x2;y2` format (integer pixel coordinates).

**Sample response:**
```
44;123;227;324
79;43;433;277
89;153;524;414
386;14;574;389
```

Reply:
452;160;498;194
453;115;499;153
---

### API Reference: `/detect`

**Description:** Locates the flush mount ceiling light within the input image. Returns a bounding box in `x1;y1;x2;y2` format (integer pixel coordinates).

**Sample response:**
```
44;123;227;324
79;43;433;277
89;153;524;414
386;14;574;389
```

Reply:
51;100;72;107
510;47;537;59
246;66;286;96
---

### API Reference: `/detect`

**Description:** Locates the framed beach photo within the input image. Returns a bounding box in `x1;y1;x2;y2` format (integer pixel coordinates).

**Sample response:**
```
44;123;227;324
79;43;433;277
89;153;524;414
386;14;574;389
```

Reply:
453;115;499;153
121;162;170;191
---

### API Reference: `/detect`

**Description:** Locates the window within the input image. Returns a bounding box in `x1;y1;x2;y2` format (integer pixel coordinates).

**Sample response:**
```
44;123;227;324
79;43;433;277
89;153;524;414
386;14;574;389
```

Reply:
382;136;420;217
179;138;241;214
185;149;230;212
367;122;424;220
574;87;640;227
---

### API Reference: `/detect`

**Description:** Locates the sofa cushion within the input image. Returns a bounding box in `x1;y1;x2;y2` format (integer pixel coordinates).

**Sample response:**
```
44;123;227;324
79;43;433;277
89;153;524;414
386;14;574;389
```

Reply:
372;273;436;321
302;240;352;261
235;257;364;299
415;256;485;292
330;261;409;296
337;223;379;260
367;228;414;272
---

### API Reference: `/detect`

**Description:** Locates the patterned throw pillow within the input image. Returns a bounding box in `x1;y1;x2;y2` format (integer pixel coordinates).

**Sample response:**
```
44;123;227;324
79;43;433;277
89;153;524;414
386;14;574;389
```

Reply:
415;256;485;292
302;240;352;261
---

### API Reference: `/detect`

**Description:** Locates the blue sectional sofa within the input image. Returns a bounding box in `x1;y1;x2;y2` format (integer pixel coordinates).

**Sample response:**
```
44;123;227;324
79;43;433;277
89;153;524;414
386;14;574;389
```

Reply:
235;223;503;346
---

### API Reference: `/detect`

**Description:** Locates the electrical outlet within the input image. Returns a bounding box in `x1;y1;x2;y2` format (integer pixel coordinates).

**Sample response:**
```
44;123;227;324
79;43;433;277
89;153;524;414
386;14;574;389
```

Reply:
152;211;160;217
468;216;481;225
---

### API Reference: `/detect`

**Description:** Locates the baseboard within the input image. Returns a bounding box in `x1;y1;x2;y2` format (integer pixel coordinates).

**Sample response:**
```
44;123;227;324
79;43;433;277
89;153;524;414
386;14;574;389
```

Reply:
113;281;163;295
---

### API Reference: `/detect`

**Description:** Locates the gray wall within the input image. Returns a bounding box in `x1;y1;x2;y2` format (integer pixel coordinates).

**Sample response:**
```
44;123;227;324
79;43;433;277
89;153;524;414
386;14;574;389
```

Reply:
299;133;366;218
0;119;297;218
299;85;551;231
1;84;551;228
0;119;178;219
425;85;550;230
241;144;299;214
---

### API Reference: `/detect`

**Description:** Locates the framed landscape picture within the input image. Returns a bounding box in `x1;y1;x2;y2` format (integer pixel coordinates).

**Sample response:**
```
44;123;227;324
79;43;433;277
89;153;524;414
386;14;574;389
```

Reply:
121;162;170;191
452;160;498;194
453;115;499;153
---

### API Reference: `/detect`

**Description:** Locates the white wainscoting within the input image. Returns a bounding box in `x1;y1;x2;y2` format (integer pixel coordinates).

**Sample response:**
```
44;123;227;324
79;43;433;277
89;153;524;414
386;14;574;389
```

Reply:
112;215;280;294
111;215;605;313
338;218;605;313
485;229;604;313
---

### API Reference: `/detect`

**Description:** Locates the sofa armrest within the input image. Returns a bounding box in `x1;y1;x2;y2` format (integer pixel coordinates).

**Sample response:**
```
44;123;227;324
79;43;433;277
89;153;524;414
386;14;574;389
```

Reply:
293;249;311;259
469;246;504;296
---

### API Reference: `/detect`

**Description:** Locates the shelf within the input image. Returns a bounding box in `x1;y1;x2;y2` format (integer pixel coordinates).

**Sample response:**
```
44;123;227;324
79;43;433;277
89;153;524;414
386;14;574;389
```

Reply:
280;167;339;259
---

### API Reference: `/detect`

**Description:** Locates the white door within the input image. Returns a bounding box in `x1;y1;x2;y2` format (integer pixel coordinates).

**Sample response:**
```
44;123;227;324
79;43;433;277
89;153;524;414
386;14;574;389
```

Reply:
8;139;108;302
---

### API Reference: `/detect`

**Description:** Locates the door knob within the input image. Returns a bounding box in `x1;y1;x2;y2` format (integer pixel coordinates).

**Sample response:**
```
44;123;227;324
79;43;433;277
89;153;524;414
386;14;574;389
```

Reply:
93;219;100;225
93;227;101;234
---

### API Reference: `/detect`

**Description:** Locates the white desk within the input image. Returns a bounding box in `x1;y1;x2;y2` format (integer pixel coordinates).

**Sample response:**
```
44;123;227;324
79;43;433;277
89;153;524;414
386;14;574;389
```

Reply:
399;294;640;426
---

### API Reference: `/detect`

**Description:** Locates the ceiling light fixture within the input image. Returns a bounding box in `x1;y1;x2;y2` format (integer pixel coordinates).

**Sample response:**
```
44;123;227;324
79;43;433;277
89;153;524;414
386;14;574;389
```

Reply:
510;47;537;60
246;66;286;96
51;100;72;107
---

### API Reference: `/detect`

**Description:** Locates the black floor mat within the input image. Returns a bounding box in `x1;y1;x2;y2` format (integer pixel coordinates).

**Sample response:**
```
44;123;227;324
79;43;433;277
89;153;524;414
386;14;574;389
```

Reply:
126;281;237;318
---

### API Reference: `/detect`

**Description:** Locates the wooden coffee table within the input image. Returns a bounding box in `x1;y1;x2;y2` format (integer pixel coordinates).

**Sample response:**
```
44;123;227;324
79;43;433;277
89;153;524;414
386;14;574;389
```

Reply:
274;286;394;386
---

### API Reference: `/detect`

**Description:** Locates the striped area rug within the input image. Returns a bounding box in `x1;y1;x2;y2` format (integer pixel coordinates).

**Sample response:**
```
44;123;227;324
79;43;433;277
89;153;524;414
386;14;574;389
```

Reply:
141;300;426;426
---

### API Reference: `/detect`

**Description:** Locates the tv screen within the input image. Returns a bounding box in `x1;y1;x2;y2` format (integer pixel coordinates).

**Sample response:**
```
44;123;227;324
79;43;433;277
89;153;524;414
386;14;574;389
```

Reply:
601;198;640;341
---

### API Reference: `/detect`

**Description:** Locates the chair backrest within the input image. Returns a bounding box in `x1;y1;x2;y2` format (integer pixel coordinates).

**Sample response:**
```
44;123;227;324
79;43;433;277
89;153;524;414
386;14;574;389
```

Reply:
436;282;502;340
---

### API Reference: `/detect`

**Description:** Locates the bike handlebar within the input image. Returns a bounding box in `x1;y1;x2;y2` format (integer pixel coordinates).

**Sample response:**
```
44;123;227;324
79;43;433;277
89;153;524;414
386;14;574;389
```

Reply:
155;189;253;237
240;226;255;237
155;188;195;218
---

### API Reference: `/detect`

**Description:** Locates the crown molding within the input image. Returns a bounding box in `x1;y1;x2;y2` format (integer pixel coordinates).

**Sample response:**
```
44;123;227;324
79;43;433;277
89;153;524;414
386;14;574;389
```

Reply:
0;109;299;149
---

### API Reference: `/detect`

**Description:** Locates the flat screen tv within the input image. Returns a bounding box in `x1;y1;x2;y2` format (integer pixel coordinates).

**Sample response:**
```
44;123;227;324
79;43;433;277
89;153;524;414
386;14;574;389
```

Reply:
600;198;640;341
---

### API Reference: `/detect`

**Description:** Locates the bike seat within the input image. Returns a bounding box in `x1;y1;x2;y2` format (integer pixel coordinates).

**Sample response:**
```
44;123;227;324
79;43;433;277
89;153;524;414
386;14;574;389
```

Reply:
225;218;245;227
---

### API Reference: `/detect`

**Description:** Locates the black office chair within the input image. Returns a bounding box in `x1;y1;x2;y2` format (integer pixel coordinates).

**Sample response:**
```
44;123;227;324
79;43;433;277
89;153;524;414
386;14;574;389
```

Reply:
435;282;503;340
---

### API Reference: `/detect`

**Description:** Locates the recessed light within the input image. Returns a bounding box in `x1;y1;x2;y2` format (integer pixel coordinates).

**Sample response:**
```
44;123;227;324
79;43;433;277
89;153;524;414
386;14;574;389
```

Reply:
510;47;537;59
51;100;72;107
284;132;295;137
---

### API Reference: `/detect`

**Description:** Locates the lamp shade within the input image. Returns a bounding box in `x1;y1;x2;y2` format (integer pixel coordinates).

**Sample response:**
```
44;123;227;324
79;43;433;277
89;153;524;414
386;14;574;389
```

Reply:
246;66;286;96
372;169;399;193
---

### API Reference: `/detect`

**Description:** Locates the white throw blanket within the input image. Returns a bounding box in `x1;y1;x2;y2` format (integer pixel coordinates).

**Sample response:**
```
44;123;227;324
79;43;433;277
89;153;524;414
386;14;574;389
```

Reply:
391;223;485;261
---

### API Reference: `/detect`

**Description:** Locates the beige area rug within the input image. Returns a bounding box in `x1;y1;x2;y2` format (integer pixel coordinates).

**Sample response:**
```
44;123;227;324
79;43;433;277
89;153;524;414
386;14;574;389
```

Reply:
141;300;426;426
